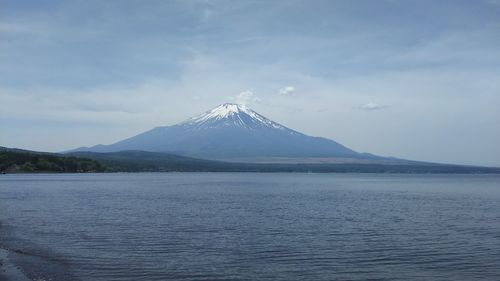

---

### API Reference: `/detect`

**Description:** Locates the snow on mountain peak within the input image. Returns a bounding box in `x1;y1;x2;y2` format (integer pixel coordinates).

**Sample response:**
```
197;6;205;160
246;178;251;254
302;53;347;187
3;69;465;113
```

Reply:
208;103;251;117
187;103;250;122
184;103;293;132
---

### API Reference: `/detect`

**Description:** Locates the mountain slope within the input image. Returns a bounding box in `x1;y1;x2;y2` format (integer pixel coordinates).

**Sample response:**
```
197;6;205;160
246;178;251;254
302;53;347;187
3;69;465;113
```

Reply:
73;103;377;161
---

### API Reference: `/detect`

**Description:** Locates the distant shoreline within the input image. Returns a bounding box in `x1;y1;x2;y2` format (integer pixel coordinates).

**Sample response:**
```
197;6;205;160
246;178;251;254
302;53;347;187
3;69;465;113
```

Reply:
2;170;500;175
2;148;500;174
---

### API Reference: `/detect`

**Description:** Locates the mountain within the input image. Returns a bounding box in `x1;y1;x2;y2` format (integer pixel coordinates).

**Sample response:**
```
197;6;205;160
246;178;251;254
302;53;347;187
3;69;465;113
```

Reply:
72;103;384;162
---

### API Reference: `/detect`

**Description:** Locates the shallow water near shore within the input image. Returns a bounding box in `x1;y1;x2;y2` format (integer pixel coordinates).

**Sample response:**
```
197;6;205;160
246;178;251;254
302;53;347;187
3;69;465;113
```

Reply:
1;173;500;281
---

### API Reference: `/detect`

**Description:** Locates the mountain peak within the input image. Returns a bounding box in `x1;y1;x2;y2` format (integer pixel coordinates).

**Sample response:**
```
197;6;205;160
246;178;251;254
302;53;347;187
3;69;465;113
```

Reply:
208;103;251;117
186;102;295;132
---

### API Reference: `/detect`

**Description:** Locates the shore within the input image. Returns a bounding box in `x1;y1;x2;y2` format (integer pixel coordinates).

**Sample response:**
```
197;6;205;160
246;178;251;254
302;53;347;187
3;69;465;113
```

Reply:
0;248;31;281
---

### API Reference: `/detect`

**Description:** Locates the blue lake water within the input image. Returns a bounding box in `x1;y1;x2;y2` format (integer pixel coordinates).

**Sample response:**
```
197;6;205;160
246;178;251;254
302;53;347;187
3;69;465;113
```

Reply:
1;173;499;281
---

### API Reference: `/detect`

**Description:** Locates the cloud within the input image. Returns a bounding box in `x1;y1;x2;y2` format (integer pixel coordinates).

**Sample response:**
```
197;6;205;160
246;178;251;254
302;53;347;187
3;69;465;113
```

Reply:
360;102;387;110
1;1;499;165
279;86;296;96
230;91;261;105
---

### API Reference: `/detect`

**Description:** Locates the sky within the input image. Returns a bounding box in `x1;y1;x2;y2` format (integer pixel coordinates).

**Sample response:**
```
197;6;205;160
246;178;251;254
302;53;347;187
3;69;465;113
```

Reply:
1;0;499;166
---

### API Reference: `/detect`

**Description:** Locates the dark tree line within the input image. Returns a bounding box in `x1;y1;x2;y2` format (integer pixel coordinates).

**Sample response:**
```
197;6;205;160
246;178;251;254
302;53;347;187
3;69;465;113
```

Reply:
0;151;106;173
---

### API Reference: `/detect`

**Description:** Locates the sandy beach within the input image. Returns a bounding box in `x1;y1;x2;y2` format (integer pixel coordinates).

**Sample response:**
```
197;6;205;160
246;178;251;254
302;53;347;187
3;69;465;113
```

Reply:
0;248;31;281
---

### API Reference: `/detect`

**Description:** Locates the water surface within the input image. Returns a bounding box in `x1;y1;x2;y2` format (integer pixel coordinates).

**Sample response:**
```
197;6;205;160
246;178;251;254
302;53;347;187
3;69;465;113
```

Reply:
1;173;499;280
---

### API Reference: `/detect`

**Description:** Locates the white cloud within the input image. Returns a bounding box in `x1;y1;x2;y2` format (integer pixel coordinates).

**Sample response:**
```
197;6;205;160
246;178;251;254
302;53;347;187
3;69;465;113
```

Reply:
230;91;260;105
279;86;296;96
360;102;387;110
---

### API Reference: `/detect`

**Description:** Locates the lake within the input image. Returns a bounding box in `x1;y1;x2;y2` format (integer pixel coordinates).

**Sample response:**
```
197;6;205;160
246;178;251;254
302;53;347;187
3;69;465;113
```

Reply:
1;173;499;280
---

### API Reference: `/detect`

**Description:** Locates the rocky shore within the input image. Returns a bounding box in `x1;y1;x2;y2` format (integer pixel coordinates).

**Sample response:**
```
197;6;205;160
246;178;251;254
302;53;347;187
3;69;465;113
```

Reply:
0;248;31;281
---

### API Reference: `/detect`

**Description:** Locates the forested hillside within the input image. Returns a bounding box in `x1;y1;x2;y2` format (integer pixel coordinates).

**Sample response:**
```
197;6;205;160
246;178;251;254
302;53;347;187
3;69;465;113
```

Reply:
0;150;105;173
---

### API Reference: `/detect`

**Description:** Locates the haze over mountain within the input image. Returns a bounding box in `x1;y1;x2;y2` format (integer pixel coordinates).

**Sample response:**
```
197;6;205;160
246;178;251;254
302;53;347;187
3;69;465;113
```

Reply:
73;103;385;163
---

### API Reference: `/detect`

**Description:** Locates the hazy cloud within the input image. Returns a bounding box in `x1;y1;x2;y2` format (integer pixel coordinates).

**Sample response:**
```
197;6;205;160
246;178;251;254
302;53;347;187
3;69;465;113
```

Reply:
279;86;296;96
230;91;260;105
360;102;387;111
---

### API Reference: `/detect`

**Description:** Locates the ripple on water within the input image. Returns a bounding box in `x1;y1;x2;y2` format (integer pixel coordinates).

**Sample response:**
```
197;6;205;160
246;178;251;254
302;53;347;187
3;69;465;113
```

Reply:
0;173;499;281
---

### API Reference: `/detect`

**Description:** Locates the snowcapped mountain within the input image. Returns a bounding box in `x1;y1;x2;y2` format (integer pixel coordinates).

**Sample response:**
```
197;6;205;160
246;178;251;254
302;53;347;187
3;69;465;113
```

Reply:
185;103;290;131
73;103;378;161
